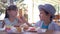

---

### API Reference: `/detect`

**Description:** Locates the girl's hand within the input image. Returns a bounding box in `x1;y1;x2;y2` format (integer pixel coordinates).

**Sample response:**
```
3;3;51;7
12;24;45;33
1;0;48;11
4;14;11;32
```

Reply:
14;23;20;27
18;16;32;27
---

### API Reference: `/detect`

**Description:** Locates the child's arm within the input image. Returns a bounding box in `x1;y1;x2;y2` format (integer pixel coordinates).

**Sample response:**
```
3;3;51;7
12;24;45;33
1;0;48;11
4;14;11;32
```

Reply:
18;16;32;27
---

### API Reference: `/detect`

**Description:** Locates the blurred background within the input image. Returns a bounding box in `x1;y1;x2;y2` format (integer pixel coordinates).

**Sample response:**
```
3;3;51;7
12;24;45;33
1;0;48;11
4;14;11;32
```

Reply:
0;0;60;24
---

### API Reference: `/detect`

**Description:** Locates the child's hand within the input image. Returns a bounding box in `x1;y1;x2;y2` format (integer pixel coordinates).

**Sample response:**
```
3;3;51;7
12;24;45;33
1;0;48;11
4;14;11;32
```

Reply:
14;23;20;27
27;27;36;31
23;25;29;31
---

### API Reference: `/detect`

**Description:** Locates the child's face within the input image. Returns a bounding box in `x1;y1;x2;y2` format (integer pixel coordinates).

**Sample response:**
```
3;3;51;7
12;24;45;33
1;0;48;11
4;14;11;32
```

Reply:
39;10;50;21
7;9;18;18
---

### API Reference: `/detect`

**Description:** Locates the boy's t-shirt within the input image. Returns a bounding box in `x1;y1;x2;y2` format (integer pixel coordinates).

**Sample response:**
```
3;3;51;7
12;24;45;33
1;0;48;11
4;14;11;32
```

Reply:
35;21;49;29
41;22;48;29
35;20;60;31
48;22;60;31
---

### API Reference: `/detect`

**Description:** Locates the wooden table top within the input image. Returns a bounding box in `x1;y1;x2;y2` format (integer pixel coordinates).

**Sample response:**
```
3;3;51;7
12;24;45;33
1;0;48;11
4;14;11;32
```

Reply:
0;30;60;34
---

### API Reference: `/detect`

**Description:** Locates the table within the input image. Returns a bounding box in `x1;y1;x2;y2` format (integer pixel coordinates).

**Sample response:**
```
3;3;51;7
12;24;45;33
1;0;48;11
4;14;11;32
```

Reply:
22;31;60;34
0;30;60;34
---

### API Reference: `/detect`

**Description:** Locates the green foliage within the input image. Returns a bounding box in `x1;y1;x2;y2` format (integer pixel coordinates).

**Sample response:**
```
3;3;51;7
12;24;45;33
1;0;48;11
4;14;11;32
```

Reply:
0;2;7;15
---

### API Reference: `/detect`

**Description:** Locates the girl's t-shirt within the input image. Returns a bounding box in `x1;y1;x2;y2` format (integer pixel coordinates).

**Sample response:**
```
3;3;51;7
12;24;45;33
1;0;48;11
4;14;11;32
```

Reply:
4;18;19;26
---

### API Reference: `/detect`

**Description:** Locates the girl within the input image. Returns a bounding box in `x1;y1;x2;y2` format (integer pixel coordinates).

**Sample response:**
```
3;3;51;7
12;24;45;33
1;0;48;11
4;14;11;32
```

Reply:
2;5;31;28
